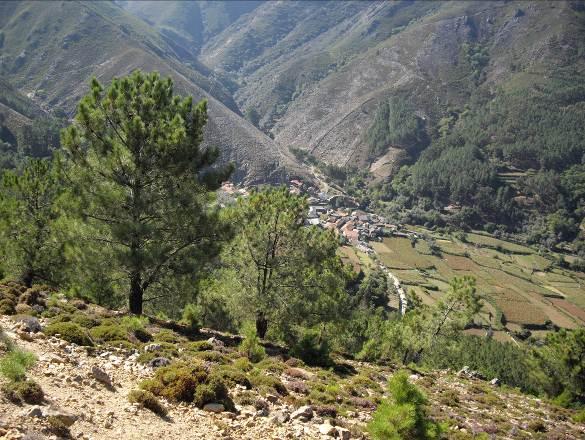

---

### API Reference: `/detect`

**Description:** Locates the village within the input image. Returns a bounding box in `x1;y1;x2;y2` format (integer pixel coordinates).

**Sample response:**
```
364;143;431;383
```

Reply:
221;179;406;251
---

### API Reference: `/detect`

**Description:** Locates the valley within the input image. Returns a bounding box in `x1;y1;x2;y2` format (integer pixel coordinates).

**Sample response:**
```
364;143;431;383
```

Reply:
0;1;585;439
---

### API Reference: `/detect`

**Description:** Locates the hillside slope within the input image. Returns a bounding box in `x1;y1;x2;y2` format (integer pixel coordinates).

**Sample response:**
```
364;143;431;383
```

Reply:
200;1;585;175
0;1;296;184
1;286;584;439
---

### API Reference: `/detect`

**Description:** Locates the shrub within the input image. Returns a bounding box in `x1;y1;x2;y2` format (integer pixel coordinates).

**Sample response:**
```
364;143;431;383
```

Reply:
14;303;33;315
239;323;265;363
256;358;286;373
368;372;443;440
44;322;93;346
181;303;201;331
572;409;585;424
193;376;232;409
128;389;167;417
140;361;233;409
153;329;185;344
193;350;230;364
121;315;148;331
47;415;71;438
232;357;253;372
71;313;101;329
2;379;44;404
0;299;16;315
0;349;36;381
185;341;214;352
249;371;288;396
290;328;331;367
121;315;152;341
210;366;252;389
89;323;128;342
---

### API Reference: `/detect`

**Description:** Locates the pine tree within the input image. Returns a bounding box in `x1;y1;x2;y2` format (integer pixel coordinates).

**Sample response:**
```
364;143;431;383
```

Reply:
213;187;348;339
61;71;232;314
0;158;63;286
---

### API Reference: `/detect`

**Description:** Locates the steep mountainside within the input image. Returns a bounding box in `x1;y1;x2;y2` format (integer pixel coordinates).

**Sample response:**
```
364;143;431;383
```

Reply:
0;1;296;184
118;0;262;60
200;1;585;175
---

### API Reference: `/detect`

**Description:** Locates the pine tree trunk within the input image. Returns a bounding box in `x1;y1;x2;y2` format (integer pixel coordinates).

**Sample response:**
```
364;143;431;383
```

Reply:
256;312;268;339
129;272;143;315
21;268;34;288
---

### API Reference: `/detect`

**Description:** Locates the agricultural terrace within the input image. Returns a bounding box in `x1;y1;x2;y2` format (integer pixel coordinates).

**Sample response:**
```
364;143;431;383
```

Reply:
370;230;585;336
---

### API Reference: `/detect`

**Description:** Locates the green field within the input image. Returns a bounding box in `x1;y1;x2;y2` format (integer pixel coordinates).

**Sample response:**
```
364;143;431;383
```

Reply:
372;230;585;331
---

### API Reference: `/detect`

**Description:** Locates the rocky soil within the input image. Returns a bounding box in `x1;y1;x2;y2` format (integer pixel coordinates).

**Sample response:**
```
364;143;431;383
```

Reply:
0;297;584;440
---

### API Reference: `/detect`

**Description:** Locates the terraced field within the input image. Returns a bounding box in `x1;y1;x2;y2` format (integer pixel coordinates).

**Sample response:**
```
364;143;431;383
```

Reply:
371;231;585;334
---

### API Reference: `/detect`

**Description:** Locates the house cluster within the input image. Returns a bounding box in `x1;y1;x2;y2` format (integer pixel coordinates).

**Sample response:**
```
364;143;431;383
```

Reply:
289;179;397;247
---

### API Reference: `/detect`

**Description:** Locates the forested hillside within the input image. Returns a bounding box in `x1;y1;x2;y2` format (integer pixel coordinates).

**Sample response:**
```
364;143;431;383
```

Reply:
193;0;585;249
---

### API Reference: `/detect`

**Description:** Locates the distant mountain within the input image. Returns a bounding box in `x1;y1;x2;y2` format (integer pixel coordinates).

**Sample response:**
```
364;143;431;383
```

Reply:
198;0;585;179
118;0;262;60
0;0;295;183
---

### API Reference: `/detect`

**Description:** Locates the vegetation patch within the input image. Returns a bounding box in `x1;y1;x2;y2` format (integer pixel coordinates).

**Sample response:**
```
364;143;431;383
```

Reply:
128;389;168;417
139;361;234;410
2;378;44;404
44;322;93;346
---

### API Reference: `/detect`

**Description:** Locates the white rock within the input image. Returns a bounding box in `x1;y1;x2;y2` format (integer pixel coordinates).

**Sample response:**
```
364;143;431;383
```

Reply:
291;405;313;421
319;423;336;436
91;366;112;387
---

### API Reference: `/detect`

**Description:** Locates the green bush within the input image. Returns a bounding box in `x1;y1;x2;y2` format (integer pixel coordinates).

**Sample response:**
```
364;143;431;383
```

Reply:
120;316;152;341
140;361;233;409
185;341;214;352
572;409;585;424
232;357;253;372
210;366;252;389
44;322;93;346
0;299;16;315
193;350;229;364
140;361;208;402
249;371;288;396
181;303;201;331
2;379;44;404
153;329;185;344
128;389;167;417
121;315;148;332
368;372;443;440
193;376;232;409
89;323;128;342
71;313;101;329
256;357;286;373
239;323;265;363
0;349;36;381
290;328;331;367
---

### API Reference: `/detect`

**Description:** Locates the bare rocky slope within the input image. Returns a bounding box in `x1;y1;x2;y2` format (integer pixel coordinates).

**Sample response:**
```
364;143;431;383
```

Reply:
0;1;298;184
199;0;585;176
1;283;584;440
